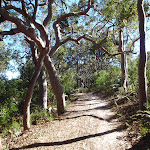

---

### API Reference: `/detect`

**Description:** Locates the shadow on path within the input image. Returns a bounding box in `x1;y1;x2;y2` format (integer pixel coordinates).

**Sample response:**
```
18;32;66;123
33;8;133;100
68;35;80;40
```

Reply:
57;114;106;121
10;126;124;150
66;103;113;114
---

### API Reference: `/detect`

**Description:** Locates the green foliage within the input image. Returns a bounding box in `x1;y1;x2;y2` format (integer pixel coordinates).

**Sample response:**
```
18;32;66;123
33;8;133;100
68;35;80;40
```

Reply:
131;110;150;135
60;70;76;95
0;78;24;107
30;109;55;125
0;41;11;73
0;78;25;136
0;102;21;136
95;67;121;95
128;58;138;86
102;0;138;28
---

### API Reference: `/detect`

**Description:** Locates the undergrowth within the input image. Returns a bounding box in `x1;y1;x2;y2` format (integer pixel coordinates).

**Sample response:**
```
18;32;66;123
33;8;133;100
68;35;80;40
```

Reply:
109;90;150;149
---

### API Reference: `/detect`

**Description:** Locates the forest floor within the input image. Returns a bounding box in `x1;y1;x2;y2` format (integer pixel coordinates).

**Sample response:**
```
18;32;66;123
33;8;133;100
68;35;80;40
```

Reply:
3;92;134;150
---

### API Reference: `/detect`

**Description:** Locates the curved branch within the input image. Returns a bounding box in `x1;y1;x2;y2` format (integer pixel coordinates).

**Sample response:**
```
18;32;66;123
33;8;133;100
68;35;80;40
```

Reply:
3;4;28;17
51;0;94;55
56;3;94;23
130;37;140;51
0;8;44;49
43;0;54;27
49;36;80;56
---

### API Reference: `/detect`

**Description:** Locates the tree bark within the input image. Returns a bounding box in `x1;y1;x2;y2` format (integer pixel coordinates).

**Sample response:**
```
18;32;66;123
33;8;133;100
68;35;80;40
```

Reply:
137;0;148;110
0;137;2;150
26;38;48;110
44;55;66;115
119;29;128;91
38;66;47;109
23;51;47;130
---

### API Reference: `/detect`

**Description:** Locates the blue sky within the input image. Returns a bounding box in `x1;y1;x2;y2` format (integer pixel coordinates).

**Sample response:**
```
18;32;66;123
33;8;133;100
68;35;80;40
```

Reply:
5;37;150;80
3;0;150;80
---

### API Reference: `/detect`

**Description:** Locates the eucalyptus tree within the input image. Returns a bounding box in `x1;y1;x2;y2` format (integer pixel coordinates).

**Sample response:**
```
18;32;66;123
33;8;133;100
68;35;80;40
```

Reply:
25;38;48;110
0;0;94;130
101;0;138;91
137;0;148;110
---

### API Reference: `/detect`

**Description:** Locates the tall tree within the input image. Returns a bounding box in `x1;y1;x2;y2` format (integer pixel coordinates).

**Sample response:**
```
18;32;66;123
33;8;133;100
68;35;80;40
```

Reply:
0;0;94;130
101;0;138;91
137;0;148;110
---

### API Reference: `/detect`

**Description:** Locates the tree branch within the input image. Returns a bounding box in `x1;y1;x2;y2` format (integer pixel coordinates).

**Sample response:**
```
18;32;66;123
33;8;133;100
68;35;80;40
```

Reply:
130;37;140;51
3;4;28;17
25;37;38;65
49;36;80;57
0;8;44;49
0;28;20;40
52;0;94;54
82;35;135;56
43;0;54;27
56;3;94;23
32;0;38;20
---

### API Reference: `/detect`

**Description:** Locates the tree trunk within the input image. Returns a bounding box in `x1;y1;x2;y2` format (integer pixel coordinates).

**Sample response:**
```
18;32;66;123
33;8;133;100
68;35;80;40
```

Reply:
137;0;148;110
119;29;128;91
26;38;48;110
44;55;66;115
38;66;47;109
23;52;46;130
0;137;2;150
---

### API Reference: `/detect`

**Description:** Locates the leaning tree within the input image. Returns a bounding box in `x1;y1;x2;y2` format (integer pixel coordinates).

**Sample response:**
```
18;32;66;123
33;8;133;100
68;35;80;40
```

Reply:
0;0;94;130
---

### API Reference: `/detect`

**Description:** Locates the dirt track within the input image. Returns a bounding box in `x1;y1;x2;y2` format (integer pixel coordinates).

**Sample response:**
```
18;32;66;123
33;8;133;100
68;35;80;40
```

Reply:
5;93;132;150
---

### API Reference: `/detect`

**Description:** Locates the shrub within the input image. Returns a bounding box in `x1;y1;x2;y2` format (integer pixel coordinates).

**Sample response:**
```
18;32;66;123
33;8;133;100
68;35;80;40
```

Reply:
131;110;150;135
95;67;121;95
0;102;21;136
30;108;55;125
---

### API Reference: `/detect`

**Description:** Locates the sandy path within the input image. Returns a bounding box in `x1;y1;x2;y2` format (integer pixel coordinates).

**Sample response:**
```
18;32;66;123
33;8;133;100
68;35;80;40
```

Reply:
7;92;131;150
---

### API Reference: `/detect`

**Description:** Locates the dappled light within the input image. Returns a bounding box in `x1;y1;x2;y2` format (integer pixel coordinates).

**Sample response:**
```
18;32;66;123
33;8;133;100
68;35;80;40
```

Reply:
0;0;150;149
